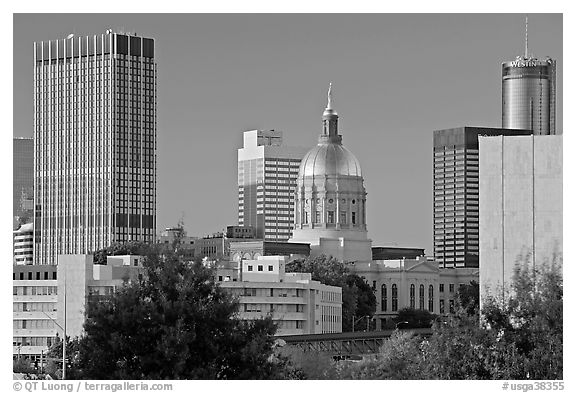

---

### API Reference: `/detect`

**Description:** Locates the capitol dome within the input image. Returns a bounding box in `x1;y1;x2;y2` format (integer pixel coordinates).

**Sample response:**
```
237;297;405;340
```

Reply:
300;142;362;178
290;84;372;262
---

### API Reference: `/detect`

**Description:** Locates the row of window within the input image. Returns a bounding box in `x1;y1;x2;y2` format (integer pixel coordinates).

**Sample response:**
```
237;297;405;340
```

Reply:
379;283;456;312
13;286;57;296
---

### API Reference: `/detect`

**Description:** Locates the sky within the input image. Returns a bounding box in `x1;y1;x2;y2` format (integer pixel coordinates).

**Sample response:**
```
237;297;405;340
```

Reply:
12;13;563;254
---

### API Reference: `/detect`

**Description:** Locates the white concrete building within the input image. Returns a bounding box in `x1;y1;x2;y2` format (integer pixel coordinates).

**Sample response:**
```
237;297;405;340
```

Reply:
13;265;58;362
57;254;145;338
219;256;342;335
14;222;34;265
479;135;562;305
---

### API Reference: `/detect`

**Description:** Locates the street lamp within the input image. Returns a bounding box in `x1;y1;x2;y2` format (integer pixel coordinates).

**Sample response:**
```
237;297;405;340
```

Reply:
42;311;66;379
395;321;409;330
352;315;372;333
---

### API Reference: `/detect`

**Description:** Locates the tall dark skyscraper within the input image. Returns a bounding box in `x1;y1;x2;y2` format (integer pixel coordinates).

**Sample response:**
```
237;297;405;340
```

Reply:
502;18;556;135
433;127;532;268
33;31;157;265
13;137;34;228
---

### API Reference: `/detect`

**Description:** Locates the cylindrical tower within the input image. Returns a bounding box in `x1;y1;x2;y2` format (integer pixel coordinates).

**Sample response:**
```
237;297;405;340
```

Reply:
502;57;556;135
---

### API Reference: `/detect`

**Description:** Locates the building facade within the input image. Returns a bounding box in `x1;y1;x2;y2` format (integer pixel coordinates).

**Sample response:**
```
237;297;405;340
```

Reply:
14;223;34;265
479;135;562;305
57;254;145;339
290;85;372;262
238;129;307;241
433;127;532;268
33;32;157;265
219;256;342;335
157;226;197;260
502;56;556;135
13;265;58;362
230;240;310;263
352;257;478;329
13;137;34;229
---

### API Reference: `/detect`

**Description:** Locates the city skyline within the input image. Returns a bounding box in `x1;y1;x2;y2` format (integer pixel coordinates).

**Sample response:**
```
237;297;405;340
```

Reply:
13;14;563;254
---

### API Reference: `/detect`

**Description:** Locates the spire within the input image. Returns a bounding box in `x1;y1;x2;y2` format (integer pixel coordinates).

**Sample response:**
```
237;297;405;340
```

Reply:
321;83;341;144
525;15;529;59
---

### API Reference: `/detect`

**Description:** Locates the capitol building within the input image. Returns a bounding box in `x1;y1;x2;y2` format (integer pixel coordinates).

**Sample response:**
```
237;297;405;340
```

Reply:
289;85;477;328
290;84;372;262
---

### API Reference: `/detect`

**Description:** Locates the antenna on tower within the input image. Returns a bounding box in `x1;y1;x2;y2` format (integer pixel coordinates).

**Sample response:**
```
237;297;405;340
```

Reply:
525;15;529;59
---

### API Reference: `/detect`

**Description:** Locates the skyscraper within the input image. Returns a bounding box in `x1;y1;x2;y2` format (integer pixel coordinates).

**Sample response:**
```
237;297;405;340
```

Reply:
433;127;532;268
238;130;307;241
33;31;157;265
13;137;34;228
502;18;556;135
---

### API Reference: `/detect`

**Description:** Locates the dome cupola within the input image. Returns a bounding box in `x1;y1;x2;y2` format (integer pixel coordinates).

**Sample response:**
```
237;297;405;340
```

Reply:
290;84;372;262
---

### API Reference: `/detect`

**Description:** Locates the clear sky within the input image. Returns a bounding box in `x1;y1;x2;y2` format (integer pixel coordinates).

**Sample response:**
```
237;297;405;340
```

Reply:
12;13;562;254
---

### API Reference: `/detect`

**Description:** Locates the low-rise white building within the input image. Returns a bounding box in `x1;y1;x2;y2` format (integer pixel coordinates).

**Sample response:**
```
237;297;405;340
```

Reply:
219;256;342;335
13;265;58;362
352;257;478;328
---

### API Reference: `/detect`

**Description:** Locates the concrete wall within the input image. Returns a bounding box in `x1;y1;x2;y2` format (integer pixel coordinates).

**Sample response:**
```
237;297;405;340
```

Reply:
57;255;92;339
479;135;562;304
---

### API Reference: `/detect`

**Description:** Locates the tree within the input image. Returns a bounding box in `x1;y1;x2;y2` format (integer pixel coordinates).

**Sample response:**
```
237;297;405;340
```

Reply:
69;245;286;379
285;255;376;332
335;330;425;379
393;307;437;329
92;241;152;265
456;280;480;316
325;256;562;380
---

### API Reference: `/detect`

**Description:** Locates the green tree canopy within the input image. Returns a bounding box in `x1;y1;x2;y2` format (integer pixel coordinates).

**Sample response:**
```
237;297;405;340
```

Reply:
66;245;286;379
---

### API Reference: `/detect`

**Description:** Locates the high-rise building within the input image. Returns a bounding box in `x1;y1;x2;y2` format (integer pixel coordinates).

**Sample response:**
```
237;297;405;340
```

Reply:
479;135;562;305
13;137;34;228
238;130;307;241
502;19;556;135
33;32;157;265
433;127;532;268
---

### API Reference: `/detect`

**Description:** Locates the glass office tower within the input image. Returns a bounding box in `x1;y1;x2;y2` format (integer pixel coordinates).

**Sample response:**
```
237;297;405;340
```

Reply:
33;32;157;265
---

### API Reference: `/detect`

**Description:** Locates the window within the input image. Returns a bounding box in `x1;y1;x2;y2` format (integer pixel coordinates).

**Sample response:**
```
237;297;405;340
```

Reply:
340;211;347;224
419;284;425;310
449;284;455;293
439;283;444;292
440;299;445;314
410;284;415;308
352;212;356;225
134;258;139;266
315;210;321;223
218;276;223;282
428;285;434;312
258;265;263;272
392;284;398;312
268;265;273;271
247;265;253;272
449;299;455;313
327;211;334;224
381;284;387;312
